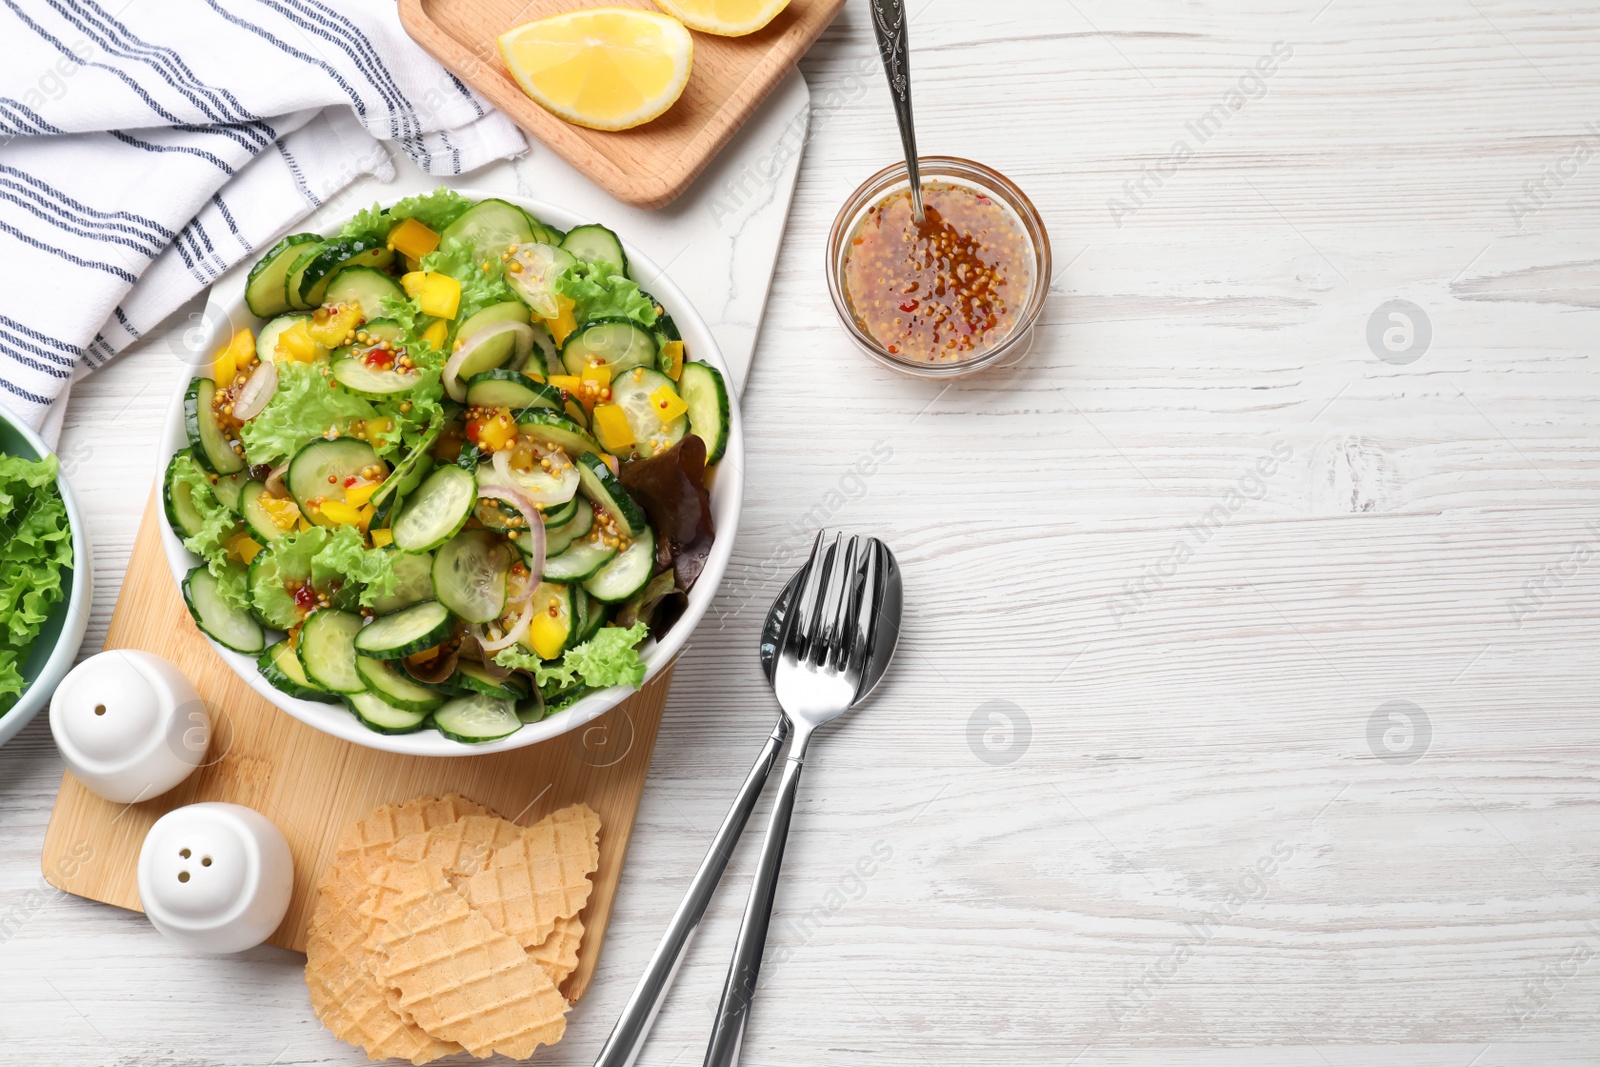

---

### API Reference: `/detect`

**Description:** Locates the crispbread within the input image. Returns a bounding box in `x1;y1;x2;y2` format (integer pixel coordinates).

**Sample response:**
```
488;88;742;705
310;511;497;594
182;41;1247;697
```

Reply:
363;859;569;1059
464;803;602;948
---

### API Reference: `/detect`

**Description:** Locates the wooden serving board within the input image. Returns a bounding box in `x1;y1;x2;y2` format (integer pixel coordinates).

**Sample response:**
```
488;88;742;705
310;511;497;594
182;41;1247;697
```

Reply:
398;0;844;208
40;491;673;1002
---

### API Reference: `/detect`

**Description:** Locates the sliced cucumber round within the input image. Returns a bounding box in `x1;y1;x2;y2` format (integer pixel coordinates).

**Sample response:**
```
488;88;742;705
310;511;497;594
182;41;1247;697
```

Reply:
355;657;446;713
513;410;602;460
368;550;436;615
452;300;530;347
353;599;453;659
578;587;608;642
330;353;423;398
163;454;212;540
259;640;339;703
432;529;510;624
185;378;246;474
440;198;536;259
542;538;618;583
541;495;580;529
255;313;309;365
609;365;687;459
287;437;383;527
678;361;729;464
345;690;430;734
211;471;251;514
560;317;657;377
506;243;578;320
240;480;293;543
392;465;477;552
322;265;404;322
246;234;320;318
542;499;594;557
296;236;394;307
297;608;366;694
283;242;328;311
574;452;648;538
464;370;563;411
583;527;655;603
183;565;265;653
431;692;522;744
560;223;628;276
453;660;529;700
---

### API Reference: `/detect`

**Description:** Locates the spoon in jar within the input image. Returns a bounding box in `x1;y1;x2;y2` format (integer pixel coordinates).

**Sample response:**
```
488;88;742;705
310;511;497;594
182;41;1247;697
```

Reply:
869;0;924;223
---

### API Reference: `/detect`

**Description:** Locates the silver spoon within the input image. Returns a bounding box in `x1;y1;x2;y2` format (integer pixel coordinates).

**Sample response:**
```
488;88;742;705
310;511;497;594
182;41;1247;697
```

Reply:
703;533;902;1067
592;534;902;1067
870;0;924;223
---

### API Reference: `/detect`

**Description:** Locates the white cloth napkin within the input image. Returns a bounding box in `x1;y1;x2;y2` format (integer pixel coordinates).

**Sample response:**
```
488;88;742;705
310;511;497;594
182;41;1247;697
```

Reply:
0;0;528;441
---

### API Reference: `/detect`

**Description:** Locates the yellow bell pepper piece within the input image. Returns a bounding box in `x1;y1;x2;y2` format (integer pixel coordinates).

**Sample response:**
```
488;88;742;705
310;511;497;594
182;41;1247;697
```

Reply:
401;271;461;319
227;531;263;565
546;295;577;347
420;318;449;351
649;384;688;424
581;363;612;388
258;495;302;531
297;516;313;531
344;481;379;508
213;328;252;385
660;340;684;381
308;304;362;347
275;319;319;363
357;504;376;531
363;416;394;439
547;374;580;393
387;217;440;260
370;527;394;548
318;499;364;526
592;404;635;452
525;597;568;661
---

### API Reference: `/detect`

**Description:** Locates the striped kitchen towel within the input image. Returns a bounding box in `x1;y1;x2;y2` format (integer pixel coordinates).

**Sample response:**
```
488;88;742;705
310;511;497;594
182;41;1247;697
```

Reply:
0;0;527;442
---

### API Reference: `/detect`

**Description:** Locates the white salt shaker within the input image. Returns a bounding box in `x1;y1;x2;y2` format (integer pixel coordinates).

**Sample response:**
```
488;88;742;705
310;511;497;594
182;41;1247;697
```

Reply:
137;802;293;953
49;649;208;803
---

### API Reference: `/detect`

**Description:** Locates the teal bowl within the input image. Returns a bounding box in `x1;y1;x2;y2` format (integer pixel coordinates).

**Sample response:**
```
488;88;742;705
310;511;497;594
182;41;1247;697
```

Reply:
0;408;91;749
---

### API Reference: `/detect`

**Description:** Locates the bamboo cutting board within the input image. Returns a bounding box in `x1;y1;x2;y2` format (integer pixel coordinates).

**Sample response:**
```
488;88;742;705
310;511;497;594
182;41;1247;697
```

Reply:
40;491;673;1002
398;0;845;208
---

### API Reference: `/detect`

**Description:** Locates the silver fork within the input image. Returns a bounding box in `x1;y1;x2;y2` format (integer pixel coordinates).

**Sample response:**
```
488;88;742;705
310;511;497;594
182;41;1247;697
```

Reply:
702;531;892;1067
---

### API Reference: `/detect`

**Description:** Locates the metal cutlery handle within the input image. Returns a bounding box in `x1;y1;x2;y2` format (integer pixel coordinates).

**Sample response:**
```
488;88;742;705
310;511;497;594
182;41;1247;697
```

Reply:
869;0;923;222
702;750;808;1067
592;719;790;1067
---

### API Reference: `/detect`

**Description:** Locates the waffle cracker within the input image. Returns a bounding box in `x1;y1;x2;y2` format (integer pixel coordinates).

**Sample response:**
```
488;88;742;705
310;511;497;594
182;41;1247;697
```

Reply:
465;803;602;948
363;859;569;1059
388;813;523;884
332;794;491;870
529;914;586;987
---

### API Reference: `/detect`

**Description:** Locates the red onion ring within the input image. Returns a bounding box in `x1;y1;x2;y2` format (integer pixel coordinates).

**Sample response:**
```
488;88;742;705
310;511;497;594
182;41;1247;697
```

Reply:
443;321;534;402
477;598;534;653
477;482;546;581
231;359;278;421
265;459;290;498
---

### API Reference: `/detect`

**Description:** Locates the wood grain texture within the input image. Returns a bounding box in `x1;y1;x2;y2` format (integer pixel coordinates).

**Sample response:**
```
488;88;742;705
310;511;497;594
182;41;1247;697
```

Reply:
398;0;844;207
38;492;673;1002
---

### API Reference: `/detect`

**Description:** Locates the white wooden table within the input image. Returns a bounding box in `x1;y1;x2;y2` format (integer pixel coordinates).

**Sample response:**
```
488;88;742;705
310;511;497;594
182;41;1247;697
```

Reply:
6;0;1600;1063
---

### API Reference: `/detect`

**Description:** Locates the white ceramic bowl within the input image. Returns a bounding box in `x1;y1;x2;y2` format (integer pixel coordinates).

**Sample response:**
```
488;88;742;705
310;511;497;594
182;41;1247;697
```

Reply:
0;406;92;749
159;190;742;756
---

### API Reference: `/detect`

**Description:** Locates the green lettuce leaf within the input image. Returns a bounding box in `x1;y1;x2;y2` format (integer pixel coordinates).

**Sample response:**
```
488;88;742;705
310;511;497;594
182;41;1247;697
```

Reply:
419;242;517;325
493;621;649;693
240;362;379;466
553;260;657;329
0;454;72;710
313;525;399;605
168;455;250;611
341;188;475;244
248;525;400;629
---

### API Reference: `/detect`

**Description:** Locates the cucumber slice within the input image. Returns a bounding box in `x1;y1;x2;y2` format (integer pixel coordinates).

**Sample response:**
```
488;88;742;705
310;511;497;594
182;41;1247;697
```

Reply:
283;242;328;311
322;265;404;322
392;465;477;551
506;243;578;319
246;234;320;318
453;661;529;700
578;588;607;642
255;316;305;368
240;480;293;543
296;236;394;307
560;317;657;377
371;416;443;511
526;215;566;246
163;454;212;540
542;500;594;556
452;300;530;347
432;529;510;624
527;321;561;379
330;353;423;399
183;565;265;653
185;378;246;474
516;686;546;724
513;410;603;461
440;198;536;258
431;692;522;744
451;327;522;382
368;550;436;615
211;472;250;513
574;452;648;538
464;370;562;411
473;497;525;536
355;657;446;712
609;366;687;459
297;608;366;694
542;495;580;528
287;438;383;527
542;538;618;582
259;640;339;703
560;224;628;276
678;361;729;464
345;690;430;734
476;451;579;509
583;527;655;603
353;600;453;659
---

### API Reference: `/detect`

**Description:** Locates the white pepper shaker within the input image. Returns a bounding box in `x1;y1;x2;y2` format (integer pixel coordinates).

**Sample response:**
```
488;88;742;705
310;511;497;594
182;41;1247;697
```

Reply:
49;649;208;803
137;802;293;953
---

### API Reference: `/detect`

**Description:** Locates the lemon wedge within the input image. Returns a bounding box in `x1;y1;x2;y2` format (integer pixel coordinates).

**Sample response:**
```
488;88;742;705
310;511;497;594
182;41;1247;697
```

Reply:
653;0;790;36
498;8;694;132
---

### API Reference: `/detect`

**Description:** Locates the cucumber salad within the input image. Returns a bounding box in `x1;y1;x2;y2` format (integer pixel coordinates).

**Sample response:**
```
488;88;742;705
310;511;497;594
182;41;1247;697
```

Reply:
164;189;728;744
